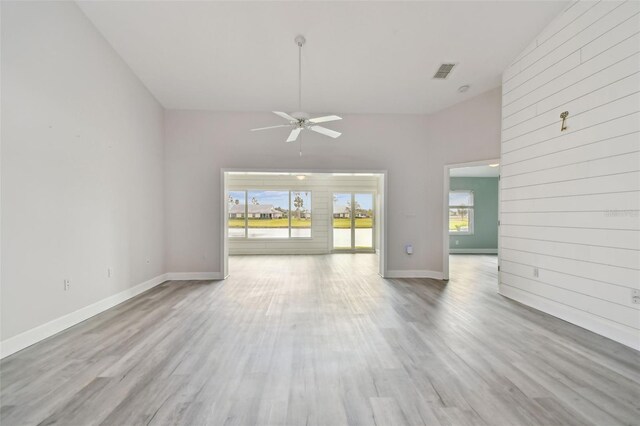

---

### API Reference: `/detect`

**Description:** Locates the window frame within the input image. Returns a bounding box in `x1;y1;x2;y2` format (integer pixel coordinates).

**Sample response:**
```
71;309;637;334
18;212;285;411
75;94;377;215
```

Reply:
227;189;312;240
448;190;474;235
227;190;248;238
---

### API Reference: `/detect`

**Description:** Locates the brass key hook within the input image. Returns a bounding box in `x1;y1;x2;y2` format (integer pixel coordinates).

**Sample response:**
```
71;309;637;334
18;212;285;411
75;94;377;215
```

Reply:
560;111;569;131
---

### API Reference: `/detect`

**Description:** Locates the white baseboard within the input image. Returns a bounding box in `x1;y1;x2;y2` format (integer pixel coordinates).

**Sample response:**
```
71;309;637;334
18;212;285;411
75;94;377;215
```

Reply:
450;248;498;254
165;272;224;280
0;273;169;359
499;284;640;351
385;269;444;280
229;250;328;255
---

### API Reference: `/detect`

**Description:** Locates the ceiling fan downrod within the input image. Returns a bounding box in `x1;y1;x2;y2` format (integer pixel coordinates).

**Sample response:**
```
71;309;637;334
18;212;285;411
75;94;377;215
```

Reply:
295;35;305;112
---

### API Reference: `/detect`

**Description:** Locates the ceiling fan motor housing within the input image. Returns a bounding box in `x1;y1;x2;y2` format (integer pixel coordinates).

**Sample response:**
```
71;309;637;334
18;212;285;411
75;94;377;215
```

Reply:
290;111;310;121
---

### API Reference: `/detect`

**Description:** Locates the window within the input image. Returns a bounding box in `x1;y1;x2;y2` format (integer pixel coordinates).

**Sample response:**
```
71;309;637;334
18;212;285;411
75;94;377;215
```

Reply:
449;190;474;234
227;190;312;238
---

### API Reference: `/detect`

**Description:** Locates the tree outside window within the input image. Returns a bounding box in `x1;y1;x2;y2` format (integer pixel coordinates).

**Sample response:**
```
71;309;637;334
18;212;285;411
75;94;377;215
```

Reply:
449;191;474;234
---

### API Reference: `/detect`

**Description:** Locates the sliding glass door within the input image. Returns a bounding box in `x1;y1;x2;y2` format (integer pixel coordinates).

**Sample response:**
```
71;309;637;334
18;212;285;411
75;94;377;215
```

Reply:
332;192;374;251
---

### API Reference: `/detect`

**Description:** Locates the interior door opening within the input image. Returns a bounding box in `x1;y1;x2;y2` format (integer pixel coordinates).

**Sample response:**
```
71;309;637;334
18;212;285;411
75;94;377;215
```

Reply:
222;170;387;278
443;159;500;283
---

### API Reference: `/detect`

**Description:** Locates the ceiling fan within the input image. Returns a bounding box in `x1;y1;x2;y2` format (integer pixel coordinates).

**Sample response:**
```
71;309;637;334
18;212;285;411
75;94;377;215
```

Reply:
251;36;342;144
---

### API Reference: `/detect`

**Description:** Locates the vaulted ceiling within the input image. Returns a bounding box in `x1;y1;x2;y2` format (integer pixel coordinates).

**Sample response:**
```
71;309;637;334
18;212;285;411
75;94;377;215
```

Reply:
78;1;567;114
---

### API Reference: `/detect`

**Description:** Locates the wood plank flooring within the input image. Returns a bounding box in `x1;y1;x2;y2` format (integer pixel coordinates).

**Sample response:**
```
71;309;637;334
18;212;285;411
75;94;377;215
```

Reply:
1;254;639;425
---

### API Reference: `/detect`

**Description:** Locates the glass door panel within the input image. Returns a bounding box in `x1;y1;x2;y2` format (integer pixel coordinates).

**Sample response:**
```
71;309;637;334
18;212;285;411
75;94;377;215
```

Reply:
354;193;374;249
333;193;352;249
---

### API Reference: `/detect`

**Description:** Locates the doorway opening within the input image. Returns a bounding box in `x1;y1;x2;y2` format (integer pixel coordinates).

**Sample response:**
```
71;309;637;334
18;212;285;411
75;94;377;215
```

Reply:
443;159;500;282
221;170;387;278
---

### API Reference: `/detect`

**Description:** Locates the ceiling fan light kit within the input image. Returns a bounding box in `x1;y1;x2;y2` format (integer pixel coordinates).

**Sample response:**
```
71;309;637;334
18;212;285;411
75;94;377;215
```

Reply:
250;35;342;154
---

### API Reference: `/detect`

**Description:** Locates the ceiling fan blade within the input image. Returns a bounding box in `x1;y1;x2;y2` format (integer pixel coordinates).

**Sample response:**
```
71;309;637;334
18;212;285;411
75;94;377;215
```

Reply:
273;111;297;122
250;124;292;131
309;125;341;138
308;115;342;124
286;128;302;142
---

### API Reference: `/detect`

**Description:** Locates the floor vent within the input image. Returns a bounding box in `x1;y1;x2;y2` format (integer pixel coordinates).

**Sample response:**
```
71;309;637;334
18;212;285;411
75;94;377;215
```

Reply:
433;63;456;79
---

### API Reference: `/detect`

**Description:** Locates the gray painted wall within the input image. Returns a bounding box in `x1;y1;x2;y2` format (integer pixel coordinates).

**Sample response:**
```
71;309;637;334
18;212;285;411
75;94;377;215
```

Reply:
449;177;499;252
1;2;165;342
164;88;502;277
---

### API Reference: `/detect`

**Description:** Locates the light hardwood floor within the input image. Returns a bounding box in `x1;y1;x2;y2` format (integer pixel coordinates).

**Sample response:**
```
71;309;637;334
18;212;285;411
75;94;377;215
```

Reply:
1;254;639;425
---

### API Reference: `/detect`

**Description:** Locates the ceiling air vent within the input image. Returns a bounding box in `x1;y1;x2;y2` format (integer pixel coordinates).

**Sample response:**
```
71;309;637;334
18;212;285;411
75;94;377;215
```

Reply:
433;63;456;79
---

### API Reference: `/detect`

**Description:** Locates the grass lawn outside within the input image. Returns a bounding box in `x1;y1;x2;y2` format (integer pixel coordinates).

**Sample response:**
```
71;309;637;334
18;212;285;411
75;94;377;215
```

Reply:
229;217;373;230
229;217;373;229
333;218;373;229
449;216;470;232
228;218;311;228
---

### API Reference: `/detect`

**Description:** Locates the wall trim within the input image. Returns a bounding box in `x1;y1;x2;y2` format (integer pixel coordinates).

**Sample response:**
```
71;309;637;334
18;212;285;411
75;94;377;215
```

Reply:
385;269;444;280
0;273;169;359
165;272;225;281
499;285;640;351
450;248;498;254
229;250;328;256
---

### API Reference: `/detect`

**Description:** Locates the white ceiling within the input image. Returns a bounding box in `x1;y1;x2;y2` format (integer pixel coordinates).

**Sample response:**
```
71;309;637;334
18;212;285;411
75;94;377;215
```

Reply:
78;1;567;114
450;165;500;178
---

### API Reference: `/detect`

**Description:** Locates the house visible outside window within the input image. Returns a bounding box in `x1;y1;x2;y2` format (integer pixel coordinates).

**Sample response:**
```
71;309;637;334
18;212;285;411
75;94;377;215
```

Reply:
227;190;312;239
449;190;474;234
247;190;289;238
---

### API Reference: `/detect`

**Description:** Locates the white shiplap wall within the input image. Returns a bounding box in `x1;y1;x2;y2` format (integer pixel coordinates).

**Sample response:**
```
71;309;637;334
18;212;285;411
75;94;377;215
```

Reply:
227;173;380;255
499;0;640;350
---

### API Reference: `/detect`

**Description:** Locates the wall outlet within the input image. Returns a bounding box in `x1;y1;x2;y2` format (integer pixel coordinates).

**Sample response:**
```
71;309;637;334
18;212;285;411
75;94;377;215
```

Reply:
107;268;112;278
533;267;539;278
146;257;150;264
405;245;413;255
64;279;71;291
632;289;640;304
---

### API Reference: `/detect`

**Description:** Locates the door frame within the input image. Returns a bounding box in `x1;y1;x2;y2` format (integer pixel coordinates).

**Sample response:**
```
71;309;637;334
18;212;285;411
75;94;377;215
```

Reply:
442;158;500;280
221;169;388;278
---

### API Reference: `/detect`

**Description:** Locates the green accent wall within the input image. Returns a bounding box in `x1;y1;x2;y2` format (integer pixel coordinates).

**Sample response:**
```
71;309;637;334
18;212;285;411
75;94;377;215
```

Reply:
449;177;498;251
